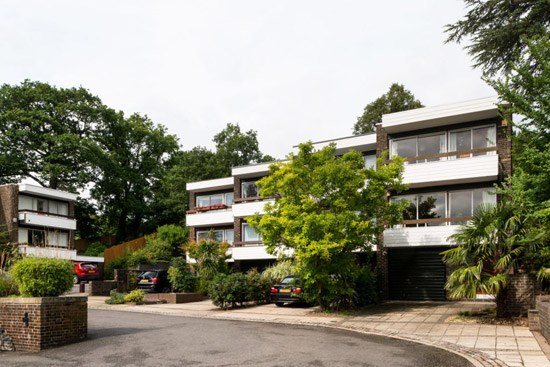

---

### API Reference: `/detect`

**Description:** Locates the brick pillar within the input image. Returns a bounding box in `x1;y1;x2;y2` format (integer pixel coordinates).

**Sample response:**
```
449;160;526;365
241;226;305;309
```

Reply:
189;227;196;243
68;201;75;249
234;217;242;243
234;177;241;200
507;273;541;316
0;185;19;243
496;116;513;182
188;191;196;210
376;125;390;300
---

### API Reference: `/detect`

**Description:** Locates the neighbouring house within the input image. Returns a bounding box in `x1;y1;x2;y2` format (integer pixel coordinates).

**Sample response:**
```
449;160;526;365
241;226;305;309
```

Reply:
0;183;102;265
185;96;512;301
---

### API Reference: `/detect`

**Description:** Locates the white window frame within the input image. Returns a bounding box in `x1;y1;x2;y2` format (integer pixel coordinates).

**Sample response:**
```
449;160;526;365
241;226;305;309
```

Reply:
241;181;260;198
242;223;262;243
196;229;233;244
195;192;233;208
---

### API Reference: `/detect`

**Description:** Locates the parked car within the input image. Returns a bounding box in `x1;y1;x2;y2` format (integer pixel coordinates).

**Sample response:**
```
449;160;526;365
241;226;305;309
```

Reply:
73;262;100;284
270;276;309;307
136;270;170;293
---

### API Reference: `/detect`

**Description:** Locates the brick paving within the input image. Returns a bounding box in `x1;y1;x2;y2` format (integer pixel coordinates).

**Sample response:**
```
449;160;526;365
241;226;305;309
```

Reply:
86;297;550;367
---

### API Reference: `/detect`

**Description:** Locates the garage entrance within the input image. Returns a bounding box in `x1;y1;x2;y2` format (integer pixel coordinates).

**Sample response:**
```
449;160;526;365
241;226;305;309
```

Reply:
388;247;447;301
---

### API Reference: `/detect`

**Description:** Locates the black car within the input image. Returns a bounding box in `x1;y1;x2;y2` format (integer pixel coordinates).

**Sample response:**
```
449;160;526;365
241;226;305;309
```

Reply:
136;270;170;293
270;276;308;307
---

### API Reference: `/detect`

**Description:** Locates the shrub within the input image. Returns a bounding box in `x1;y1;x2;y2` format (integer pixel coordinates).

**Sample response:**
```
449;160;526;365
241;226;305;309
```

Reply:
142;238;172;262
127;249;153;268
208;273;250;310
355;266;380;307
186;240;230;294
105;289;127;304
247;268;271;304
79;241;108;257
124;289;145;303
11;257;74;297
157;224;188;257
0;276;19;297
261;261;294;284
167;257;196;292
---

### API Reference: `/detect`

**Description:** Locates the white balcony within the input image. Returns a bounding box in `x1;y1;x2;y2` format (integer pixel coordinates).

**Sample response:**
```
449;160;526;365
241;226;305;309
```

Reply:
232;199;274;218
18;211;77;230
186;177;234;193
186;209;234;227
18;183;77;201
402;154;498;188
383;225;461;248
229;245;277;261
18;245;76;260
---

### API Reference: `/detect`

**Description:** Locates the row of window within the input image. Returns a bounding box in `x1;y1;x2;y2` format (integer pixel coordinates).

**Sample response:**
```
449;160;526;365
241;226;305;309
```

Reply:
196;223;263;244
390;125;496;163
18;195;70;216
18;228;69;247
391;188;496;227
196;192;234;208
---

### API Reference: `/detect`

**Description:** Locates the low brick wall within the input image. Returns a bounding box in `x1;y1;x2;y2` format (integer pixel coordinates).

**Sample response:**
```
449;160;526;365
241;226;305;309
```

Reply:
537;296;550;342
89;280;118;296
144;293;203;304
507;273;541;316
0;296;87;351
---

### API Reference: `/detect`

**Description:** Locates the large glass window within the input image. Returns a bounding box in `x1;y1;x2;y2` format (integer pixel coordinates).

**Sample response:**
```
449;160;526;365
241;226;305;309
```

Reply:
242;181;260;198
196;193;232;208
243;223;262;242
196;229;233;244
392;192;445;227
391;134;446;164
18;196;69;216
363;155;376;170
450;188;496;219
449;126;496;158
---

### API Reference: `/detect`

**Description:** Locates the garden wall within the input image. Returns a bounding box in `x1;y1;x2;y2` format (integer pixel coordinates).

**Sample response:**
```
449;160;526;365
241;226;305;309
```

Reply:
89;280;118;296
144;293;203;304
536;296;550;342
0;296;87;351
507;273;541;316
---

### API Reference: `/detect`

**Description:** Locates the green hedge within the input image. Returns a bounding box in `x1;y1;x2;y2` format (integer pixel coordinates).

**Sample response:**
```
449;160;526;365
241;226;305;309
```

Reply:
11;257;74;297
208;273;250;310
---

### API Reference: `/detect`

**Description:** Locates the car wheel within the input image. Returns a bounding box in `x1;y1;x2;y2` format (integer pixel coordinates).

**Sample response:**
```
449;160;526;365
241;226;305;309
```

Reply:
73;275;79;284
275;302;284;307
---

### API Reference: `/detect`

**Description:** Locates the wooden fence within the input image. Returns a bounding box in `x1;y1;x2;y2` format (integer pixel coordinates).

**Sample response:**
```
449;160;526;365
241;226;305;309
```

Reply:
103;236;146;268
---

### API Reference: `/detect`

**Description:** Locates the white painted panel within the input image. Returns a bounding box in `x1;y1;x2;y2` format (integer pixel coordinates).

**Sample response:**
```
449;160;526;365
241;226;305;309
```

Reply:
18;245;76;260
402;154;498;188
381;96;500;133
231;245;277;260
19;211;77;230
18;184;77;201
186;177;234;192
186;209;234;227
293;134;377;155
73;255;104;263
383;225;461;248
18;228;28;243
232;200;274;218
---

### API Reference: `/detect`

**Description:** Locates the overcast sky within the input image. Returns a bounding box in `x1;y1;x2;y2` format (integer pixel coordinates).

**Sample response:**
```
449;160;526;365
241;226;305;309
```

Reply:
0;1;493;159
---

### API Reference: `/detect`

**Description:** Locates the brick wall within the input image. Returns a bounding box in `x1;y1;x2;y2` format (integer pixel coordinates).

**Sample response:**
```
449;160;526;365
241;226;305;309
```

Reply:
0;296;87;351
0;185;19;243
89;280;118;296
507;273;541;316
536;296;550;342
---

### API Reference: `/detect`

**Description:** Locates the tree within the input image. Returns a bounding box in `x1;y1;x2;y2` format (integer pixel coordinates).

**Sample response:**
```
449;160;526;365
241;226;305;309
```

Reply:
90;113;179;242
213;123;273;175
186;237;230;293
442;203;545;317
353;83;423;135
445;0;550;76
0;80;110;190
487;36;550;280
248;142;407;310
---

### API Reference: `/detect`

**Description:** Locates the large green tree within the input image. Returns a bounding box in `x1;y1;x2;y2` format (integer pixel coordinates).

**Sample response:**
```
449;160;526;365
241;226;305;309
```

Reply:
445;0;550;76
90;112;179;242
0;80;109;190
353;83;423;135
213;122;274;175
248;143;406;310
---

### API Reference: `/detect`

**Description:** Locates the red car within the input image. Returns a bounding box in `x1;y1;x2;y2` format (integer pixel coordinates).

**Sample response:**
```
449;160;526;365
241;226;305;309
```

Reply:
73;262;100;284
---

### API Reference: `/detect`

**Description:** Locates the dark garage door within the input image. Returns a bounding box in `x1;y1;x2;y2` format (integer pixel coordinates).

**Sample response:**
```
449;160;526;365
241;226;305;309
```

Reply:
388;248;446;301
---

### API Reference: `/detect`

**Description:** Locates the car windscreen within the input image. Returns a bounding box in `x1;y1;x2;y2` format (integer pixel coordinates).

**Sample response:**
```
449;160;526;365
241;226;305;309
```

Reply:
281;277;295;285
140;271;158;279
80;263;97;269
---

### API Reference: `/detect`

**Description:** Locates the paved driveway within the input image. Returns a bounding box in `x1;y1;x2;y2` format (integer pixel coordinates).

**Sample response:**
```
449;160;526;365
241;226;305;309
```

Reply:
1;309;472;367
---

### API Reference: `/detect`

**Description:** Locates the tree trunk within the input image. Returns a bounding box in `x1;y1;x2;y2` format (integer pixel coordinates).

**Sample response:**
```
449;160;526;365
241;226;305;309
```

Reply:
496;288;509;318
49;177;58;190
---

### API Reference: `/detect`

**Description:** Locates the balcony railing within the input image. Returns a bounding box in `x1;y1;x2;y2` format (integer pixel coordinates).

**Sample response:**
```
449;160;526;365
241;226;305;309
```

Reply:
388;146;497;164
18;209;74;219
186;204;231;214
400;216;474;226
232;240;263;247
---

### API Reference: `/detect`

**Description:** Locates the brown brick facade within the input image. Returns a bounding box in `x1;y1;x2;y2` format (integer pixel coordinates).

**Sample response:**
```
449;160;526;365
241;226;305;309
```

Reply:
0;296;87;351
375;124;390;299
507;273;541;316
536;296;550;342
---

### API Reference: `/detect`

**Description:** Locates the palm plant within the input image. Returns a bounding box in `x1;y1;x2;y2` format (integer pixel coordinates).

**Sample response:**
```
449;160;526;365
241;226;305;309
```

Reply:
442;202;545;317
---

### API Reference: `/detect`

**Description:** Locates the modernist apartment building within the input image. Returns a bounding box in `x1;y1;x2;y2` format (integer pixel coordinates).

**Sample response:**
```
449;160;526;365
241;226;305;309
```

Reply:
185;96;512;301
0;183;92;262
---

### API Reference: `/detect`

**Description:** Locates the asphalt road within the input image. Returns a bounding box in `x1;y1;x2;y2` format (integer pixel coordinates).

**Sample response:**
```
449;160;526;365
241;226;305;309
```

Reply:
2;310;473;367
